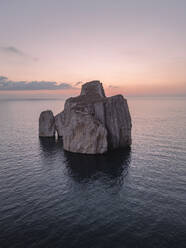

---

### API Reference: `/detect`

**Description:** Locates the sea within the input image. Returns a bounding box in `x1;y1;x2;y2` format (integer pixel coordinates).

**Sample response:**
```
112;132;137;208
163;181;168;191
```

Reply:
0;96;186;248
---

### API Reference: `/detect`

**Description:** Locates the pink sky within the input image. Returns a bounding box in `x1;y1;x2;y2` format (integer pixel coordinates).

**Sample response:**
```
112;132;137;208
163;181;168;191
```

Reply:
0;0;186;96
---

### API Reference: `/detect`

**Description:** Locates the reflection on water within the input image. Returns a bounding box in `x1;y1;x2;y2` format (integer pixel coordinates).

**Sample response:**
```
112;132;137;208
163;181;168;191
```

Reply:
39;137;131;185
39;137;63;159
65;148;131;184
39;137;63;154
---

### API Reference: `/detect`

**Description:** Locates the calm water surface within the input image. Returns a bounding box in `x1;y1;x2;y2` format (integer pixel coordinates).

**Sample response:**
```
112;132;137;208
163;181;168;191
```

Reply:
0;97;186;248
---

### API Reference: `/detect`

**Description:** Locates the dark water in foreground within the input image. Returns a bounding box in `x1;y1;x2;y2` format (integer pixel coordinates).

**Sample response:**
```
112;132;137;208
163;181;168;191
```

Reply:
0;97;186;248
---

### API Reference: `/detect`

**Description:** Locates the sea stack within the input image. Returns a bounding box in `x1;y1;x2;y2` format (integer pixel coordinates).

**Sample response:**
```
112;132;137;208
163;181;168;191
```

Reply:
39;110;55;137
39;81;132;154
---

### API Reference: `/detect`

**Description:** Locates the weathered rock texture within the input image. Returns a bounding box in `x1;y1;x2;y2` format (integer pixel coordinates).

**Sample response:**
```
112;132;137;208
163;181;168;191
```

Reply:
39;110;55;137
39;80;132;154
55;111;64;137
61;110;108;154
80;80;106;98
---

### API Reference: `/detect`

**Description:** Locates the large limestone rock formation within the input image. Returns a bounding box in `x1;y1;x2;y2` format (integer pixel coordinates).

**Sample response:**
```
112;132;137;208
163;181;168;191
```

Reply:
39;110;55;137
54;81;132;154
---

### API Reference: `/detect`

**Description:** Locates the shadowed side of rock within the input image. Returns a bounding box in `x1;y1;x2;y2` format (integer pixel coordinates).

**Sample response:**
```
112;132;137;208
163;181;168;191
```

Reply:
55;111;65;137
104;95;132;149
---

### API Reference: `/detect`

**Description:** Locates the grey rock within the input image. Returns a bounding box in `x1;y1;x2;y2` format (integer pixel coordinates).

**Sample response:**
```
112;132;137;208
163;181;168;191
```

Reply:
62;110;108;154
55;80;132;153
39;110;55;137
80;80;106;98
103;95;132;149
55;111;65;137
39;80;132;154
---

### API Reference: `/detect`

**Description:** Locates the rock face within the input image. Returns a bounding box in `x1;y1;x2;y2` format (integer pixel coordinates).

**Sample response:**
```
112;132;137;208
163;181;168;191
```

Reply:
102;95;132;149
55;111;64;137
39;80;132;154
39;110;55;137
61;110;108;154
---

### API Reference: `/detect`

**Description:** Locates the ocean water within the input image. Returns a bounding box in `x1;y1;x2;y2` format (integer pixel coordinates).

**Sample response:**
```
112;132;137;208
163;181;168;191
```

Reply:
0;96;186;248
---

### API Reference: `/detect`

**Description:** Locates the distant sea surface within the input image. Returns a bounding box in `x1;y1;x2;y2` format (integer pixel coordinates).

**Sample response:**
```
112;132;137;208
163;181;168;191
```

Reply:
0;96;186;248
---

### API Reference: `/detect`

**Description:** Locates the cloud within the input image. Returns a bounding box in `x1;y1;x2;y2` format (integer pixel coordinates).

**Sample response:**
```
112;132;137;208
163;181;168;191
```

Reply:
0;76;73;91
74;81;83;86
1;46;25;56
0;46;38;61
0;76;8;81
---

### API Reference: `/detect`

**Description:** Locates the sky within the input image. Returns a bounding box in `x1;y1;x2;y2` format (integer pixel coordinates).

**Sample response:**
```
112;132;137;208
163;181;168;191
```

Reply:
0;0;186;96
